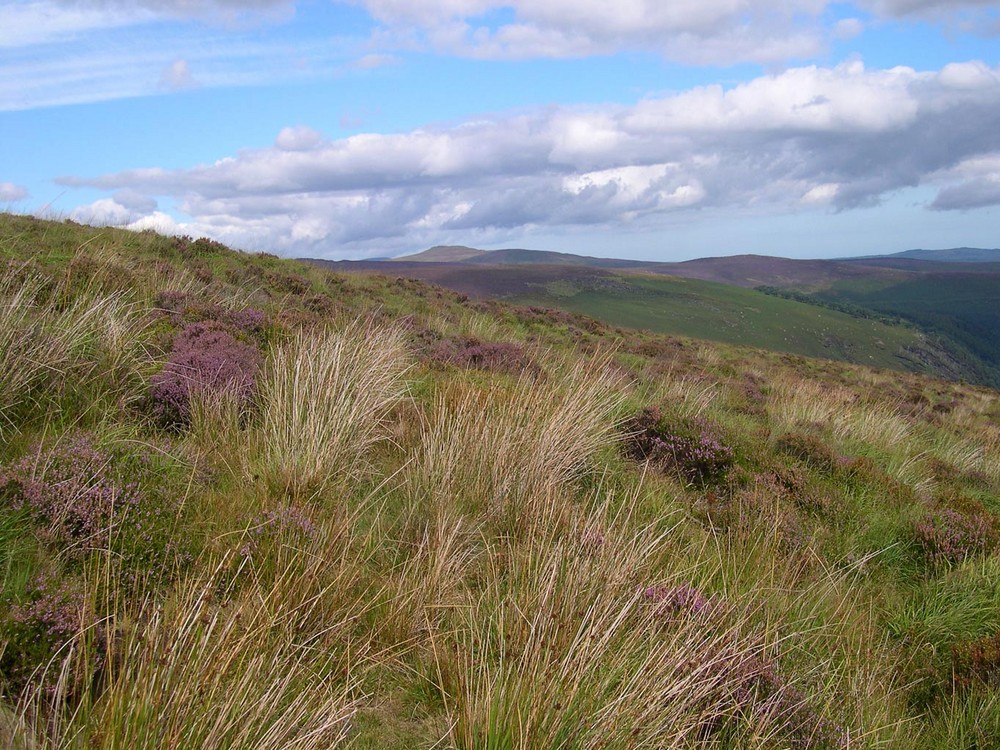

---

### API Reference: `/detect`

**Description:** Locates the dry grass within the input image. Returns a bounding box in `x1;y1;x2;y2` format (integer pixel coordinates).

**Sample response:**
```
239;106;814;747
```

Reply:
439;482;863;749
769;379;853;430
255;320;411;497
402;354;626;526
833;401;912;452
0;274;151;436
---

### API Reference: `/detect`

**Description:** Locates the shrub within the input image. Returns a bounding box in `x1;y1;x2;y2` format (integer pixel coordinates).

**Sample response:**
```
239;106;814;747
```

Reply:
0;432;190;582
642;582;714;618
914;507;998;568
427;336;539;376
952;632;1000;690
1;574;94;700
149;321;262;428
623;407;735;486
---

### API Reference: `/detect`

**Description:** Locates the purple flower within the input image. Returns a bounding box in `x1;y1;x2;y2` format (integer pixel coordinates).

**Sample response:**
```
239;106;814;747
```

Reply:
149;321;262;427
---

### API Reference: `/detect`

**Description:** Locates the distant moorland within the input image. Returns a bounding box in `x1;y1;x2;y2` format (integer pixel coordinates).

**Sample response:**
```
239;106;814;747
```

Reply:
313;244;1000;388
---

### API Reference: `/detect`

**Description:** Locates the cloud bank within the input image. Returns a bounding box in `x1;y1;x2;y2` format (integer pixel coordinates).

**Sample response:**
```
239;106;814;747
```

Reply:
58;60;1000;256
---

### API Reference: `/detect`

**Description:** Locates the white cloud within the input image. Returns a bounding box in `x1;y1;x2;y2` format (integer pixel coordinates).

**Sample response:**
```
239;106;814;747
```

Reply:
275;125;324;151
355;0;832;63
0;182;29;202
58;60;1000;256
349;0;1000;63
158;58;197;90
70;197;134;225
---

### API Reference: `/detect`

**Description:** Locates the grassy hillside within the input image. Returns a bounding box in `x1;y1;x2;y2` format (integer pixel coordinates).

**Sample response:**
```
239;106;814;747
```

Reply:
504;270;963;375
320;259;976;383
814;274;1000;382
3;212;1000;749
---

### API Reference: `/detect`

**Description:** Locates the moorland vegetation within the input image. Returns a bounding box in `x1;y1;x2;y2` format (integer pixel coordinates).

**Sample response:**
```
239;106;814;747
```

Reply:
1;212;1000;748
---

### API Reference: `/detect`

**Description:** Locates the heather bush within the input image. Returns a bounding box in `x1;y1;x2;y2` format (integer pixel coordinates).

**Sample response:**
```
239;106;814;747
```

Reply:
427;335;539;376
642;582;714;618
775;431;838;472
239;503;317;561
952;632;1000;690
623;406;735;486
0;432;191;582
0;574;92;700
149;321;262;428
914;507;998;569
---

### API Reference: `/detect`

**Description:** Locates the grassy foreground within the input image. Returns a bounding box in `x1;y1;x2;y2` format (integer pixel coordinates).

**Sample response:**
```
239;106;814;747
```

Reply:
2;213;1000;748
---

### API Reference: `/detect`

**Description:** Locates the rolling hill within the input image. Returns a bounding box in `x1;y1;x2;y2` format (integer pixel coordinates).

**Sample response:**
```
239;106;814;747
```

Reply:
312;248;999;386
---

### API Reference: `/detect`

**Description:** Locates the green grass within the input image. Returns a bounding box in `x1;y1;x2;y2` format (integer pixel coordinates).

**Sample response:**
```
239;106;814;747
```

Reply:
508;272;959;377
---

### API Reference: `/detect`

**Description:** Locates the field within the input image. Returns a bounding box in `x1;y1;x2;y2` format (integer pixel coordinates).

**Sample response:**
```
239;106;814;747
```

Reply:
3;212;1000;749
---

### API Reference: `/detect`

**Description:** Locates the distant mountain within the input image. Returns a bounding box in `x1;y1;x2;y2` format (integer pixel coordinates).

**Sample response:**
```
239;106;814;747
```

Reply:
848;247;1000;263
305;242;1000;387
395;245;488;262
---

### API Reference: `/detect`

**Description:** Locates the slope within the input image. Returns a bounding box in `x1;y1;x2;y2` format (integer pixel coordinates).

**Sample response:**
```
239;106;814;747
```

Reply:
3;213;1000;749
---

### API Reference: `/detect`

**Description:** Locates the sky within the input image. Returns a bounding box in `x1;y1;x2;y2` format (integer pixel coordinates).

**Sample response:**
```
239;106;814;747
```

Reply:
1;1;999;261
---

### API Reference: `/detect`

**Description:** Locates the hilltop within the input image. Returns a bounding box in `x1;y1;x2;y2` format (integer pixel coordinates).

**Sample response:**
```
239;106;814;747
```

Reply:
2;212;1000;749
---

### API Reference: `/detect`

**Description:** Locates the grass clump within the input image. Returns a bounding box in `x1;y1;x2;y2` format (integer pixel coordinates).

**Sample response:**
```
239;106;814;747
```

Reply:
255;320;410;497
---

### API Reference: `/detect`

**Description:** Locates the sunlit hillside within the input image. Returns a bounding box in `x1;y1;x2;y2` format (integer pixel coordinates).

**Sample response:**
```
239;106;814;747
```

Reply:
2;213;1000;749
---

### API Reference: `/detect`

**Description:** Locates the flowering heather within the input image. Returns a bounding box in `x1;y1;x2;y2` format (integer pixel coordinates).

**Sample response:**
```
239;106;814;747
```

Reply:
687;634;846;750
2;576;90;698
160;300;269;337
623;407;734;486
239;504;317;558
913;506;998;568
0;432;133;552
153;289;189;318
0;432;189;581
149;321;262;427
427;336;539;376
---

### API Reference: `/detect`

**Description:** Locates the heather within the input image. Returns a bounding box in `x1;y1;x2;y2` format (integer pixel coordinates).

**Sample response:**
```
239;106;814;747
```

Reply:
1;212;1000;748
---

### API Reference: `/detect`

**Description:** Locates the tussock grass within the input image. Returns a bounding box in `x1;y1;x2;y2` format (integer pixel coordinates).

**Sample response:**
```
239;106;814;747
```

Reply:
255;320;410;496
17;555;362;749
833;401;912;452
403;354;626;524
441;482;868;749
0;274;151;437
770;379;853;430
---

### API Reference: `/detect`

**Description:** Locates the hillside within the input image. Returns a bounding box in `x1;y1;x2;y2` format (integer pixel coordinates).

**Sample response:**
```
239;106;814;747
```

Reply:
315;258;987;385
394;245;489;262
3;212;1000;749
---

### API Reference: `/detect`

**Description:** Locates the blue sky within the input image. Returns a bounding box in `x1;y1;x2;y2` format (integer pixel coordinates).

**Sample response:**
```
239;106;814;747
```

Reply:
1;0;999;261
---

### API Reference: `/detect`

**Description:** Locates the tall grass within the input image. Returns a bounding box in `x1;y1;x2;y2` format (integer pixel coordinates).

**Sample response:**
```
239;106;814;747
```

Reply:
16;553;363;750
0;274;151;437
441;483;859;749
403;354;626;525
255;320;410;497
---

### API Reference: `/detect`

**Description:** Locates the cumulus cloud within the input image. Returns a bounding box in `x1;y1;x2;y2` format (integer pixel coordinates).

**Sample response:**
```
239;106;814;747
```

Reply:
275;125;324;151
0;182;29;202
58;60;1000;255
70;197;135;225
